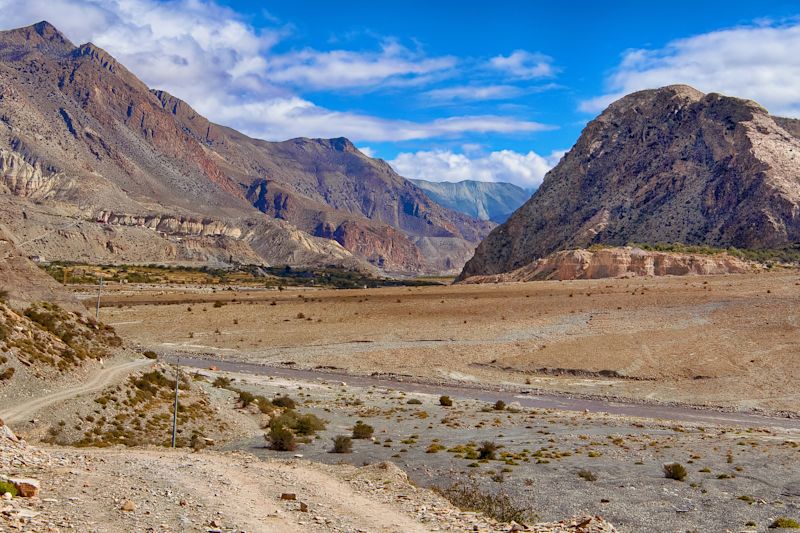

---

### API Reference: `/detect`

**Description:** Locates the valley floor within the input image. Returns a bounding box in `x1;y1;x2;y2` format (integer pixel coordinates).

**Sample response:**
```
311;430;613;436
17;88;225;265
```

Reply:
96;270;800;415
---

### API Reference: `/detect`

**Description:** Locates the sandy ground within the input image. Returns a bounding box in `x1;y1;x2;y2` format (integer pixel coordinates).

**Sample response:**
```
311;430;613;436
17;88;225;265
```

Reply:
98;271;800;414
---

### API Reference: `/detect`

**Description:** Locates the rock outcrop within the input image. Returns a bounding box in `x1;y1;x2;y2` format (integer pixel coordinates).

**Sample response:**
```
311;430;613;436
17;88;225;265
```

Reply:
460;85;800;279
460;246;756;283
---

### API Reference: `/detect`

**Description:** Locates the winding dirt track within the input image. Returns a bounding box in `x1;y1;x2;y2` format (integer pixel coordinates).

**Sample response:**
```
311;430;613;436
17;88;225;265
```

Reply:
1;359;153;424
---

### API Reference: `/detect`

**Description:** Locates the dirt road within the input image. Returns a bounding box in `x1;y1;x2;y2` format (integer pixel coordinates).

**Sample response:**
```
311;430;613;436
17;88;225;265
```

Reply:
0;358;153;424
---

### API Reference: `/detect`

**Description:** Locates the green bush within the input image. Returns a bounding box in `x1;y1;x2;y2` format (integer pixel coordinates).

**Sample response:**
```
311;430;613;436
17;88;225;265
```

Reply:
493;400;506;411
142;350;158;359
770;518;800;529
272;395;297;409
0;480;18;497
352;421;374;439
237;390;256;407
212;376;232;388
270;411;326;436
663;462;688;481
267;425;296;451
332;435;353;453
439;395;453;407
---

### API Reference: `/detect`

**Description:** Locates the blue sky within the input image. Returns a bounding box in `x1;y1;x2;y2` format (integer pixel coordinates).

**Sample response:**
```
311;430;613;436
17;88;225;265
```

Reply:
2;0;800;188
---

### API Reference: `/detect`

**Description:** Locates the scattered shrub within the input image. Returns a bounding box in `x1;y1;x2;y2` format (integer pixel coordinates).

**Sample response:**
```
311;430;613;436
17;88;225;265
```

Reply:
435;480;536;524
439;395;453;407
212;301;226;308
270;411;326;436
331;435;353;453
493;400;506;411
142;350;158;360
272;395;297;409
212;376;232;388
352;421;374;439
770;518;800;529
577;469;597;481
406;398;422;405
237;390;256;407
267;424;296;451
0;367;15;381
479;441;500;460
663;462;688;481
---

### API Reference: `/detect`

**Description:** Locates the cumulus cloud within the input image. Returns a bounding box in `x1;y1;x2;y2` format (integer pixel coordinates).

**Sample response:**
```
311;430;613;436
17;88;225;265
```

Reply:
389;149;565;189
489;50;556;79
580;21;800;116
0;0;547;142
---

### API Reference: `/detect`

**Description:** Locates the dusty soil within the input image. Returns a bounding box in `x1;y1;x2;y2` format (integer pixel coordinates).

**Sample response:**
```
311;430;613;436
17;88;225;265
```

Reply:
99;271;800;414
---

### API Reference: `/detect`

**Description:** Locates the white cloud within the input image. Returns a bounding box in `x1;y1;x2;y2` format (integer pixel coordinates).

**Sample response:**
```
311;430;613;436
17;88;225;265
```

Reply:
489;50;556;79
266;41;456;90
0;0;547;142
389;149;565;189
423;84;523;102
580;21;800;116
357;146;375;158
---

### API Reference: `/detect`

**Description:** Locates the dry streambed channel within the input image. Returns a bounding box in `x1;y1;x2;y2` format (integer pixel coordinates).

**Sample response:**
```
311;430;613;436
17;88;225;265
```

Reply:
171;357;800;532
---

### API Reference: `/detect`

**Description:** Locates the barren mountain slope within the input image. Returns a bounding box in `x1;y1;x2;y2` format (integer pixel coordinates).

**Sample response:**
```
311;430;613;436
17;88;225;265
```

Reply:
154;90;493;273
0;22;487;274
460;85;800;278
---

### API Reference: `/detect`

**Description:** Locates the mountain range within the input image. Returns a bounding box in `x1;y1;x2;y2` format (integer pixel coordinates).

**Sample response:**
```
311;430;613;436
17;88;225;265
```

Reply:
0;22;492;275
409;179;530;223
459;85;800;279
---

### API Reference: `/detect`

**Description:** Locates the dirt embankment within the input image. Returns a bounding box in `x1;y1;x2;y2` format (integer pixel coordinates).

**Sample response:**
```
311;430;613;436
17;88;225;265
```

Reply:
460;247;757;283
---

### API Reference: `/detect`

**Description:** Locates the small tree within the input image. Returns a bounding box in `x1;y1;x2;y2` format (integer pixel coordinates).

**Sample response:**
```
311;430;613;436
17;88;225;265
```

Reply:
352;421;374;439
331;435;353;453
493;400;506;411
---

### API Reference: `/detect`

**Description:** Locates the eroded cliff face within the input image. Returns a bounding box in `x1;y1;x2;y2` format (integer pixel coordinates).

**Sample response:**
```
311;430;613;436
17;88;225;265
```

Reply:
460;247;756;283
0;149;60;198
460;85;800;279
95;211;242;239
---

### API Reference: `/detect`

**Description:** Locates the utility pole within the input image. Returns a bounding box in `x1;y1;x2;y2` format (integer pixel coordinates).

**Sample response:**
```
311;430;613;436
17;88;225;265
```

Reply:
171;356;180;448
95;277;103;320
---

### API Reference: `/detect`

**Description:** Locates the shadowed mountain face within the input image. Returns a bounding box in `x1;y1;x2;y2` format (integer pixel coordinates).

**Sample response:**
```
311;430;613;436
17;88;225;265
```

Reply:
0;22;491;274
409;179;531;223
460;85;800;279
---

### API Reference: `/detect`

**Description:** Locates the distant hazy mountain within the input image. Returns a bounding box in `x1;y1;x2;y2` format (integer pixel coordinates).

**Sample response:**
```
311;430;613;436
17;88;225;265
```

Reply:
410;179;531;223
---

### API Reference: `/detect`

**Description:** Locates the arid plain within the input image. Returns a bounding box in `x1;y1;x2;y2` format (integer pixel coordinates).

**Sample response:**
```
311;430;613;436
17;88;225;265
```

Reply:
96;270;800;415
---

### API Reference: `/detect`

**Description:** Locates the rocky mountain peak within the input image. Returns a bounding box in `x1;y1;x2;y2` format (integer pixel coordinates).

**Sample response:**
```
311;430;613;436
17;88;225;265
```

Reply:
0;21;75;58
459;84;800;279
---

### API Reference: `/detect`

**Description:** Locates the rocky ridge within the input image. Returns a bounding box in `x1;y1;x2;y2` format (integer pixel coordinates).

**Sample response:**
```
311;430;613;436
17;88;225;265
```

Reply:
460;85;800;279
